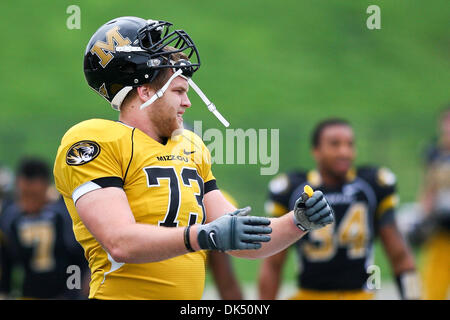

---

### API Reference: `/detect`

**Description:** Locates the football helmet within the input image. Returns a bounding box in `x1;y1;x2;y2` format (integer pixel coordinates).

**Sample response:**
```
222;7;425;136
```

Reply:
84;16;230;127
83;16;200;111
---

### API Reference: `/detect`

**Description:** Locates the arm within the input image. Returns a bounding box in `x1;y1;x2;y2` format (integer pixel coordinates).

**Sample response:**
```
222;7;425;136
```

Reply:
202;190;305;259
201;189;333;259
0;232;13;298
418;166;436;216
77;185;330;264
76;186;274;263
231;213;304;259
75;187;200;263
0;206;15;299
208;251;243;300
379;222;416;273
258;248;288;299
379;222;421;299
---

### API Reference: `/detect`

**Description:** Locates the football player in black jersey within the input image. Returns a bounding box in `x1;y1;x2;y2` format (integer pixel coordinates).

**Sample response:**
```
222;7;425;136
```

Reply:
259;118;420;300
0;158;88;299
0;164;14;298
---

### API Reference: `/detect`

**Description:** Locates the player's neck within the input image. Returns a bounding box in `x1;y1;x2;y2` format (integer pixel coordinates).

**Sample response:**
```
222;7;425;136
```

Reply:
317;168;347;188
137;124;165;144
440;136;450;152
18;198;47;215
119;112;166;144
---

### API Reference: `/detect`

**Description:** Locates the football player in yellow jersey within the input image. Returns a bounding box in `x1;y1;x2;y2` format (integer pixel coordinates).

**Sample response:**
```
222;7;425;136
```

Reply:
53;17;335;300
418;107;450;299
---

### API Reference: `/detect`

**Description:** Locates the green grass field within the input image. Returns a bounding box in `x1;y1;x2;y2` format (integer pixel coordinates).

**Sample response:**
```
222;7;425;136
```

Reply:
1;0;448;288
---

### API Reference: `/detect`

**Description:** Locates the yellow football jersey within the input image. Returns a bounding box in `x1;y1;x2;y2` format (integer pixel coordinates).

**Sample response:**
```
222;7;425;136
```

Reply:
53;119;216;299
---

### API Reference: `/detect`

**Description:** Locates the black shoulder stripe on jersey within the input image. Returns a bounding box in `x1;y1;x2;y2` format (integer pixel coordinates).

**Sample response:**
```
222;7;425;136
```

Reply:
91;177;124;189
376;208;396;230
204;179;218;194
123;128;135;183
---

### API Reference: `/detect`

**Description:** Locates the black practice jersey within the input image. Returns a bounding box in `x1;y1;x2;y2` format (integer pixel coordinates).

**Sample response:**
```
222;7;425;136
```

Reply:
0;195;13;294
0;197;87;299
265;166;398;291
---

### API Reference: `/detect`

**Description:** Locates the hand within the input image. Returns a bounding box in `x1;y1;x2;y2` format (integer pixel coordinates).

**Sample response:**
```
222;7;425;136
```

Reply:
197;207;272;251
293;190;334;232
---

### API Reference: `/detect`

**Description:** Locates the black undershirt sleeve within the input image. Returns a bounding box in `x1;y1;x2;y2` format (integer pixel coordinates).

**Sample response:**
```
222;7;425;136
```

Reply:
204;179;218;194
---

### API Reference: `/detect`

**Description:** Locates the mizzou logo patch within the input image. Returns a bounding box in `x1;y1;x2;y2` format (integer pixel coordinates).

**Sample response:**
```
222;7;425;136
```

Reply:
66;141;101;166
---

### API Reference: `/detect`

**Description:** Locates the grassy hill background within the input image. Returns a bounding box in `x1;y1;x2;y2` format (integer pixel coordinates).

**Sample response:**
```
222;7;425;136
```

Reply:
0;0;448;291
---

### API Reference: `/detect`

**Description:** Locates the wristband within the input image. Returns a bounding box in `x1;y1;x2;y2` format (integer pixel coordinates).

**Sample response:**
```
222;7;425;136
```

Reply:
395;270;421;300
184;225;195;252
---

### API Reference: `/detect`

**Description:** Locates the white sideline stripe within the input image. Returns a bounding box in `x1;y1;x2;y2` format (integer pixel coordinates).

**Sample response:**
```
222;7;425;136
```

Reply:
187;78;230;128
139;69;183;110
72;181;102;204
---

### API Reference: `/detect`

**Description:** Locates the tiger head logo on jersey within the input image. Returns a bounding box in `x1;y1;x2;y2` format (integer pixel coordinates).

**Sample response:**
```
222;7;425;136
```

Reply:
66;141;101;166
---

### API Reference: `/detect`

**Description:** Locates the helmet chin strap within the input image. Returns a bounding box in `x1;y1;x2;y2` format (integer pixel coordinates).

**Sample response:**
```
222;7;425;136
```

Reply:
186;78;230;128
139;69;183;110
139;68;230;128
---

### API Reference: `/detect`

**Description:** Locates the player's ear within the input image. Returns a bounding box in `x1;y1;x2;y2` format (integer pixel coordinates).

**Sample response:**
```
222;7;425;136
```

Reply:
312;147;321;162
136;85;155;102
